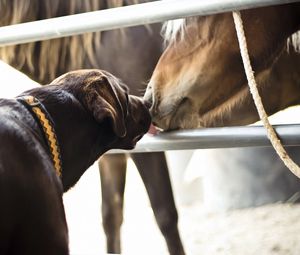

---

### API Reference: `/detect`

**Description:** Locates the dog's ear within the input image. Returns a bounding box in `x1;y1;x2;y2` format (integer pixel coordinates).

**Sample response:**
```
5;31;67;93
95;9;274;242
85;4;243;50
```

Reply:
83;75;127;138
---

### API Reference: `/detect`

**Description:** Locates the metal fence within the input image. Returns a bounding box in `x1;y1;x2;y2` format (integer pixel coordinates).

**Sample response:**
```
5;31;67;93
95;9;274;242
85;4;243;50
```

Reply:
112;125;300;153
0;0;298;46
0;0;299;153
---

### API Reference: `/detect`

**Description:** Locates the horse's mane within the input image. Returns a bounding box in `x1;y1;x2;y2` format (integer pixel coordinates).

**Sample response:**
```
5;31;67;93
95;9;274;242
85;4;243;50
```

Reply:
0;0;139;83
162;17;300;53
161;18;186;46
287;32;300;52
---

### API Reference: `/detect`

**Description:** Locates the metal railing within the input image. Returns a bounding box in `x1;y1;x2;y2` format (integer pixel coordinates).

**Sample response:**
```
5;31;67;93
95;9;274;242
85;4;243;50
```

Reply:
0;0;298;46
110;124;300;153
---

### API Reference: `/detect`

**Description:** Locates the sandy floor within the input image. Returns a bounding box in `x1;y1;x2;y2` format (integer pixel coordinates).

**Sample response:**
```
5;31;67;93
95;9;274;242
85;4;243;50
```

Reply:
64;161;300;255
181;203;300;255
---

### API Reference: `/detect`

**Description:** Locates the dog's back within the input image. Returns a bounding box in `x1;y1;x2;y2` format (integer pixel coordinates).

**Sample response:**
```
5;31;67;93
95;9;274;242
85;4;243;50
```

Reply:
0;98;69;255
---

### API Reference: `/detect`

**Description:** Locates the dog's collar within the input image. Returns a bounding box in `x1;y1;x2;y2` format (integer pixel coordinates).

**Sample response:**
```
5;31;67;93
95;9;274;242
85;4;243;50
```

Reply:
17;96;63;178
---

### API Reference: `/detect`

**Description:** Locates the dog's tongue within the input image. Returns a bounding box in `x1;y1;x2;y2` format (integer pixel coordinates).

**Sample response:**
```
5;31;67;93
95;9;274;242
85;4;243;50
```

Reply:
148;124;159;135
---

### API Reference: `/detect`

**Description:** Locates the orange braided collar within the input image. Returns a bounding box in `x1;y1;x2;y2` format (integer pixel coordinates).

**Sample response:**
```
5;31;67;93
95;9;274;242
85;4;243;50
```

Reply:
17;95;62;177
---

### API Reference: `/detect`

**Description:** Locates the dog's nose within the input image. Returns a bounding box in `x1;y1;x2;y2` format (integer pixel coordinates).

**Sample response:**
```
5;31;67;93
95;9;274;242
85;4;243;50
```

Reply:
144;98;152;109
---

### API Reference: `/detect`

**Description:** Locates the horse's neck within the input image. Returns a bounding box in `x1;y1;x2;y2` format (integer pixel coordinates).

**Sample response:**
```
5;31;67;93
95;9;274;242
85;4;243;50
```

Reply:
217;49;300;127
272;50;300;111
237;4;300;124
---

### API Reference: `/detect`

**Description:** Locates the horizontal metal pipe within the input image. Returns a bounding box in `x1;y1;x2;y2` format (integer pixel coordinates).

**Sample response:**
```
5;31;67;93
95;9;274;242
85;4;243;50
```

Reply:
0;0;299;46
108;124;300;153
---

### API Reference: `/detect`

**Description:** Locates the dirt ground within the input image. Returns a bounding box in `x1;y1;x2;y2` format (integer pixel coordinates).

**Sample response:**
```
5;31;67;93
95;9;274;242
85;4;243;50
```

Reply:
180;203;300;255
64;161;300;255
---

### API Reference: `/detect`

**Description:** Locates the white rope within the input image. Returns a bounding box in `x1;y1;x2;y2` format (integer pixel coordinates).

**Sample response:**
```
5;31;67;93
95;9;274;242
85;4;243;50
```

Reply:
232;11;300;179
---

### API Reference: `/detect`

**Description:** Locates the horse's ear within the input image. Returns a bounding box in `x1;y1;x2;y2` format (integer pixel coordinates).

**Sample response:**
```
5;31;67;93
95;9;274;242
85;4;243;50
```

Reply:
83;75;127;138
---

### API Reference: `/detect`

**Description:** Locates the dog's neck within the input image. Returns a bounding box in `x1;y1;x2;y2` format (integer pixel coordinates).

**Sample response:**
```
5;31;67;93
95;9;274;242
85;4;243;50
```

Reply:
17;95;63;177
22;86;117;191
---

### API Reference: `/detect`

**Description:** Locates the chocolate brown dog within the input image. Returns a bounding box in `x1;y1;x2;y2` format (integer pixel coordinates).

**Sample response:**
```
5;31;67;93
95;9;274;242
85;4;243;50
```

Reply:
0;69;151;255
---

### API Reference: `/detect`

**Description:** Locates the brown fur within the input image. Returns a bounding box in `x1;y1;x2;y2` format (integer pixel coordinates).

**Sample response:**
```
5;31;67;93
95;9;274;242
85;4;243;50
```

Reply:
0;2;186;254
144;4;300;130
0;69;150;255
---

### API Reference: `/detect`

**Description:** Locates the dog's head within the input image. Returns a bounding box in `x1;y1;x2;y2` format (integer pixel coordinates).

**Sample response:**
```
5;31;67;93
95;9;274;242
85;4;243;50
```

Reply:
51;69;151;149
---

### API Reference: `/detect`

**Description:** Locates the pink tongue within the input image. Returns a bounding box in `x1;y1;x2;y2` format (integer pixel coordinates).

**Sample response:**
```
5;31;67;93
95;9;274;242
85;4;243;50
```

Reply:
148;124;159;135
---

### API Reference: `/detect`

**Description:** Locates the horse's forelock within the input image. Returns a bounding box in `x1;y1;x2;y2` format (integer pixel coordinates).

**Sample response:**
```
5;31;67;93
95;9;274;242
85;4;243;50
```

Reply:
162;18;186;45
287;31;300;53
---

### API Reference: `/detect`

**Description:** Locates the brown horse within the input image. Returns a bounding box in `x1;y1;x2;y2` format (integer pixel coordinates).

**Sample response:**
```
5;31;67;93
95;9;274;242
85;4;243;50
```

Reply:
0;1;185;254
144;3;300;130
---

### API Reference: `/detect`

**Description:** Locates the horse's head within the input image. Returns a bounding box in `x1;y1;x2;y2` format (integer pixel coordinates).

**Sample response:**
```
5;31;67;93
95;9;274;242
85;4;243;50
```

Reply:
144;5;300;130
